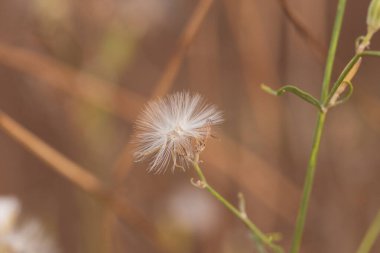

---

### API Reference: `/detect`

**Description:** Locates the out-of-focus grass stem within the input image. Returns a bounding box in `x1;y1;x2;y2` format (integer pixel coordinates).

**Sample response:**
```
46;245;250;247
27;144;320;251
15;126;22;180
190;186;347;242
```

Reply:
356;210;380;253
0;110;165;253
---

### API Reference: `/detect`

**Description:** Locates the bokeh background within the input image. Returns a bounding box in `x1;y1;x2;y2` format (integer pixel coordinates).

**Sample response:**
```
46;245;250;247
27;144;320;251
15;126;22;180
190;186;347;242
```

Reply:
0;0;379;252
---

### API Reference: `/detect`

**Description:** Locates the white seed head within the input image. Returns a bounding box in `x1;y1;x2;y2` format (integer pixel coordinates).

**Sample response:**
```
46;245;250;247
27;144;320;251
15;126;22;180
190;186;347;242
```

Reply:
133;92;224;173
0;196;20;235
1;220;59;253
0;196;59;253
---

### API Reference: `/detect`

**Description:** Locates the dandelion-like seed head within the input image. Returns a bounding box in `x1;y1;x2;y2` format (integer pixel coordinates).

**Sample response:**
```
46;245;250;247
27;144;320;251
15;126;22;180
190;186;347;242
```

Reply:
133;92;223;173
1;220;59;253
0;196;59;253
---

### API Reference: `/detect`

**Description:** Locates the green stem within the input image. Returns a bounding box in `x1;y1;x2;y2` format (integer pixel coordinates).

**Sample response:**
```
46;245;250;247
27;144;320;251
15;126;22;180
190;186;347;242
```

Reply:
290;0;347;252
361;50;380;57
252;235;268;253
324;50;380;106
192;162;283;253
320;0;347;101
356;210;380;253
324;54;361;105
289;112;326;253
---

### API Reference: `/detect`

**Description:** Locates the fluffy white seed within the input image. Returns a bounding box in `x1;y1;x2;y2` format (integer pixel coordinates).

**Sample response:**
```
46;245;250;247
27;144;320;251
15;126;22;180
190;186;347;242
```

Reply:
1;220;59;253
0;196;59;253
133;92;223;173
0;196;20;235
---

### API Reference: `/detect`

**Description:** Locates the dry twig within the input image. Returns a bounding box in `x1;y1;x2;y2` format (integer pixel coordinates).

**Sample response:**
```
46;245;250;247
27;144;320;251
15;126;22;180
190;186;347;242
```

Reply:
111;0;215;181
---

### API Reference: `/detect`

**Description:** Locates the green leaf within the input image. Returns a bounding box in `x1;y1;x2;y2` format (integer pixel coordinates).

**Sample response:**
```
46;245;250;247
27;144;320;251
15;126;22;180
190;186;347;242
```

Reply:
261;84;324;112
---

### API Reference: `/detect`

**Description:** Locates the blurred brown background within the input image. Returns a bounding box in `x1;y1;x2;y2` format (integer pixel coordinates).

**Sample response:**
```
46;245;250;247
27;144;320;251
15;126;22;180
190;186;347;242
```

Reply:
0;0;379;252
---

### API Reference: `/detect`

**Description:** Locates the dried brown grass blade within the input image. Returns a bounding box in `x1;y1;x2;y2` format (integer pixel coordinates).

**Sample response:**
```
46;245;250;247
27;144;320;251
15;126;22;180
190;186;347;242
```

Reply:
0;110;164;253
152;0;215;97
0;42;145;121
112;0;215;181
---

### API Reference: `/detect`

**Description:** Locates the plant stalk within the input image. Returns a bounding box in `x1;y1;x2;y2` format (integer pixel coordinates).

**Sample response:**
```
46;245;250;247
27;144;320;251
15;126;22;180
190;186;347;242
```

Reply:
356;210;380;253
192;161;283;253
324;50;380;106
289;112;326;253
320;0;347;100
290;0;347;252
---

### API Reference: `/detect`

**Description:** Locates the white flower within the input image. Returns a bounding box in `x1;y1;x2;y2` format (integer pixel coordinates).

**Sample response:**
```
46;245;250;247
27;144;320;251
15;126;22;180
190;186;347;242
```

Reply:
133;92;223;173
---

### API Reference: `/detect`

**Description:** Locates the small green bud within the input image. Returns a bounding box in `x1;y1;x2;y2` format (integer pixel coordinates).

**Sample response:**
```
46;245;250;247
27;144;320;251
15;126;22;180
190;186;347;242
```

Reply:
367;0;380;34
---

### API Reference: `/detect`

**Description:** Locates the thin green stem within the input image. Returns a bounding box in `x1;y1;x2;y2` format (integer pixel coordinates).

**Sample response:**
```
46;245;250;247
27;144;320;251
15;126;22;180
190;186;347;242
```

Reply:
324;50;380;106
252;235;268;253
324;54;361;105
290;0;347;252
320;0;347;100
361;50;380;57
192;162;283;253
290;112;326;253
356;210;380;253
